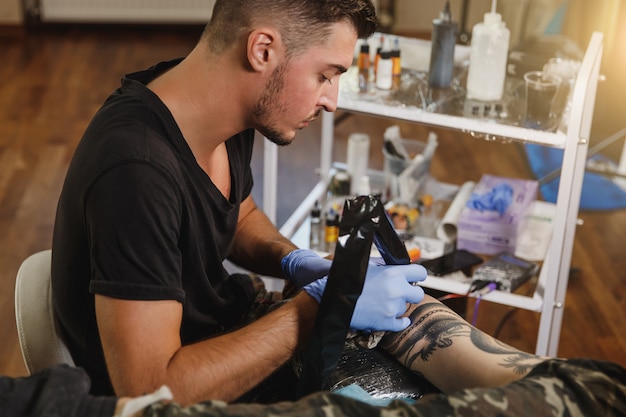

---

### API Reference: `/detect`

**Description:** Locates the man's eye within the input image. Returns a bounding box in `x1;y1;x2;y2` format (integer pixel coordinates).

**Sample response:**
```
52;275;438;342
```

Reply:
320;74;333;85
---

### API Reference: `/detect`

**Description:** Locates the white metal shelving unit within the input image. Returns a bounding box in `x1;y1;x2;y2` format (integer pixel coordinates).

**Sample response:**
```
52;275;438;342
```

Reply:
263;32;603;357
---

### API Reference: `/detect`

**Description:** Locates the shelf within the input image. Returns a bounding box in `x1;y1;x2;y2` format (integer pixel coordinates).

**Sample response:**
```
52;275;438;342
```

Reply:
284;168;548;314
337;64;567;148
269;32;604;357
287;204;546;314
338;91;567;148
419;275;544;312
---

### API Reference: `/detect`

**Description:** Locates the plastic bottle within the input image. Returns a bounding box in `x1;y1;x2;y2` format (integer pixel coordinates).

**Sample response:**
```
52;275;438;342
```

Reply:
376;37;394;91
374;34;384;77
428;1;457;89
465;0;510;101
309;201;321;251
354;175;371;196
391;37;402;74
375;35;394;90
391;37;402;81
357;41;370;92
324;209;339;254
346;133;370;195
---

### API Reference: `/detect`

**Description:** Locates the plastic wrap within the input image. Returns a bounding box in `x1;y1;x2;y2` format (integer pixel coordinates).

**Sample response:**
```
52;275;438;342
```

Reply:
328;342;437;401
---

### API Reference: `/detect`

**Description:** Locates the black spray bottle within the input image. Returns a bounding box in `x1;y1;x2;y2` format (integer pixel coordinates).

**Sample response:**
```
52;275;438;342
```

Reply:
428;1;457;89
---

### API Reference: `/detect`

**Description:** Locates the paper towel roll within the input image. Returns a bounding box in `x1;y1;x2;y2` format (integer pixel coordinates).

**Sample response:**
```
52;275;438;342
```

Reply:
436;181;476;243
346;133;370;195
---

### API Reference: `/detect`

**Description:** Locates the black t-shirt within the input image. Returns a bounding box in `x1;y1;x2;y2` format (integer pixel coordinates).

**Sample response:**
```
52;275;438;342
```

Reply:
51;59;256;395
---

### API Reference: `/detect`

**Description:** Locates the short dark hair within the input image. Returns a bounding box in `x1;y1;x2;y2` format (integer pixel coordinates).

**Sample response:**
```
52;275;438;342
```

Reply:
203;0;378;57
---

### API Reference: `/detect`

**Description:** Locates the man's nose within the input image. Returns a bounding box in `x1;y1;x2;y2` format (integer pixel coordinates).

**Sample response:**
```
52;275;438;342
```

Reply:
318;83;339;113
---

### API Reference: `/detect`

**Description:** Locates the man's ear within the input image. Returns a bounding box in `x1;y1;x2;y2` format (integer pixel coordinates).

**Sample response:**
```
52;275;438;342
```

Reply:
247;29;283;72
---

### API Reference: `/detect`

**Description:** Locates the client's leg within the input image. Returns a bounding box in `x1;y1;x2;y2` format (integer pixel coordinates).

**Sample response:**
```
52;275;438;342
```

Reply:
140;358;626;417
378;295;546;393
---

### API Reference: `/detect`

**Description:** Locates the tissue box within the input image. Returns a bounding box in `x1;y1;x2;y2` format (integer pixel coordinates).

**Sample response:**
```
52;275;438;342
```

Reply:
457;175;538;255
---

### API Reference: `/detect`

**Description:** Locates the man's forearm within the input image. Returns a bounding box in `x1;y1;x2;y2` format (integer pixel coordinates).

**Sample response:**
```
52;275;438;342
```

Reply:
229;202;297;278
165;292;317;405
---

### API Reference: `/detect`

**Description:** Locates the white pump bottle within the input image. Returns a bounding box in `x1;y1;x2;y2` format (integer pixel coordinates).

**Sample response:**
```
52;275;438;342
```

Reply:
465;0;510;101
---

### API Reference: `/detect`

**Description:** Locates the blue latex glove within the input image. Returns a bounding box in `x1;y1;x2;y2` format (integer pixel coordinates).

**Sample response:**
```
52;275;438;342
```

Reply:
302;262;427;332
351;263;426;332
281;249;332;289
302;276;327;303
466;183;513;215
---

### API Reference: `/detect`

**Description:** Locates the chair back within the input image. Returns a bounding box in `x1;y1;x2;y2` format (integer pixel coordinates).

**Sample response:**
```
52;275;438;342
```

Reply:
14;250;75;374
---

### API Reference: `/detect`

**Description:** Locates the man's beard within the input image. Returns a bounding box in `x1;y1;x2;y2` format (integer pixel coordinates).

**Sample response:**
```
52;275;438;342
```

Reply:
251;63;293;147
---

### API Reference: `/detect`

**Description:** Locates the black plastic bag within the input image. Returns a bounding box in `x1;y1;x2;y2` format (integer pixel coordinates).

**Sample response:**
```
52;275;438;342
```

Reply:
296;195;410;397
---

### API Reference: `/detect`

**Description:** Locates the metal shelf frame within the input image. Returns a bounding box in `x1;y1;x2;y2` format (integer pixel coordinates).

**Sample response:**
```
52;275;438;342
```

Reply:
263;32;604;357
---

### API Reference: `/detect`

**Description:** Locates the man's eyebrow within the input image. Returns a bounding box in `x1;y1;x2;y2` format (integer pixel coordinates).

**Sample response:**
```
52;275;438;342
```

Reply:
331;64;349;74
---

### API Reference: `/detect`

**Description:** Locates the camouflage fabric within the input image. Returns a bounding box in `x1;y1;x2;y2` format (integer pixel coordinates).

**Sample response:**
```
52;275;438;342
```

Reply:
143;358;626;417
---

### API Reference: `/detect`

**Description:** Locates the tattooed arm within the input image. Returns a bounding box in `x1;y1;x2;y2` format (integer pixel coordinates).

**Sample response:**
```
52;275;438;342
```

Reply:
379;295;547;393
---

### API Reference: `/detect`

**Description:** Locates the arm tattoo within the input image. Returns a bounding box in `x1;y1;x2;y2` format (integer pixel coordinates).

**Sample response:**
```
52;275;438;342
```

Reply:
380;302;538;374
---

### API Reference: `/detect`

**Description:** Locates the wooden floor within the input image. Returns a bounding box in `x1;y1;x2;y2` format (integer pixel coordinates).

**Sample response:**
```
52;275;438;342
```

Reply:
1;26;624;379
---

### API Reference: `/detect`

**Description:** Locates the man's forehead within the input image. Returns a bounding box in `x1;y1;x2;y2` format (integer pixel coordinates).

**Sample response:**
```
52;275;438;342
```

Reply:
300;24;357;66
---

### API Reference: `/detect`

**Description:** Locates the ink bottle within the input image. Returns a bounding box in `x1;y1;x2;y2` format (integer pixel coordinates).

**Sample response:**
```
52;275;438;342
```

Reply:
374;34;384;77
324;209;339;254
309;201;321;251
376;50;393;90
428;1;457;89
390;37;402;89
358;41;370;92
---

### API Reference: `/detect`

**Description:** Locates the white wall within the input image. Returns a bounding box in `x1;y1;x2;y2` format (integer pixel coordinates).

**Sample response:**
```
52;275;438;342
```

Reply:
0;0;22;24
0;0;564;47
394;0;491;34
393;0;566;48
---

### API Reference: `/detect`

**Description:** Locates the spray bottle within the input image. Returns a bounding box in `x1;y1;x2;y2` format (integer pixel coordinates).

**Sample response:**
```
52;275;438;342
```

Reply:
428;1;457;89
465;0;510;101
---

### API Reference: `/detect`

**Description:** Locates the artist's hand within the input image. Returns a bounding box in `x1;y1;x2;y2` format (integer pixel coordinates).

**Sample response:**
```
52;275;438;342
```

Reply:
302;276;327;303
281;249;332;289
368;256;385;266
302;262;427;332
351;262;427;332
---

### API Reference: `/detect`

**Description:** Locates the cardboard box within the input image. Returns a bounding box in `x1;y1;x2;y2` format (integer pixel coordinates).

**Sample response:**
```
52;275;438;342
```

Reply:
457;175;538;255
